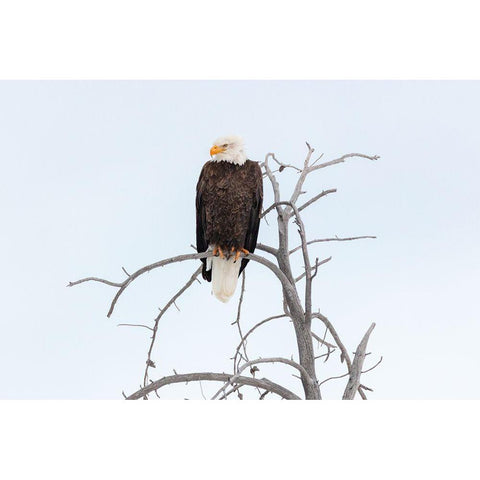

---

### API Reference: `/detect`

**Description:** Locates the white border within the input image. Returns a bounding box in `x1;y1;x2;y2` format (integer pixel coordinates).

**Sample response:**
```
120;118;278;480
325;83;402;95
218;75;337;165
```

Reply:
0;0;479;79
0;401;478;479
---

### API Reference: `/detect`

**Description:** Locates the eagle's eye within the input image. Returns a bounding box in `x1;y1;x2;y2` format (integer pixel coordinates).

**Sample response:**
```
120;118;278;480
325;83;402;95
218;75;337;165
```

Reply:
222;144;228;148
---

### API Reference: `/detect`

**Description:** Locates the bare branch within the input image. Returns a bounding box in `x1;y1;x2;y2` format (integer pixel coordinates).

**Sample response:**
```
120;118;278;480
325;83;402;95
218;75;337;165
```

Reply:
319;372;350;387
290;202;313;323
318;358;381;389
314;312;352;372
269;152;302;173
358;386;368;400
70;252;208;317
360;384;373;393
310;153;324;167
308;153;379;172
295;257;332;282
70;250;297;318
233;314;290;374
288;143;316;209
289;236;376;255
361;355;383;374
311;331;337;352
259;390;270;400
211;357;314;400
235;314;289;354
255;242;278;256
265;187;336;220
117;323;154;331
343;323;376;400
143;266;202;387
262;153;283;217
258;200;314;322
232;272;249;374
314;351;334;361
126;372;301;400
261;203;283;218
218;384;242;400
294;188;337;216
67;277;123;288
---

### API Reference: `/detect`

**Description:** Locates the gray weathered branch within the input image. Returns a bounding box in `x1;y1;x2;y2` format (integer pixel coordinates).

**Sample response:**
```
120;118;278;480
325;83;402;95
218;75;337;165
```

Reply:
233;314;290;373
294;188;337;216
308;153;379;172
289;236;376;255
211;357;315;400
69;250;298;319
126;372;301;400
342;323;376;400
295;256;332;282
143;266;202;386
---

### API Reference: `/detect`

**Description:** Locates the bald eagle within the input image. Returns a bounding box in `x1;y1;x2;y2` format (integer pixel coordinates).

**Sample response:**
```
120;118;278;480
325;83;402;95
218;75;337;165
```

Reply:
196;135;263;302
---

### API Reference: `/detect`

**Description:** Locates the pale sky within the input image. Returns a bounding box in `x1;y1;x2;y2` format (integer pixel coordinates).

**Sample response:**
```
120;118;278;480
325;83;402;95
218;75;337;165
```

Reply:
0;80;478;399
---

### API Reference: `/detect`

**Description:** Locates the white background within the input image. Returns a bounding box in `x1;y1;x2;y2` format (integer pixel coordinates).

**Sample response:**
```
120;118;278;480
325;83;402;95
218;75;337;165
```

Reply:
1;80;478;400
0;0;479;478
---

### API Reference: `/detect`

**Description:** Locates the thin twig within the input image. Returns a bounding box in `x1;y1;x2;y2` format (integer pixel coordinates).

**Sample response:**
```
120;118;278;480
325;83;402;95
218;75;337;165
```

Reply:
289;236;377;255
263;153;283;218
143;266;202;387
294;188;337;216
232;272;249;374
318;354;381;390
117;323;154;331
311;331;337;352
361;356;383;374
211;357;314;400
270;152;302;173
314;312;352;372
233;314;290;373
67;277;123;288
295;257;332;282
308;153;379;172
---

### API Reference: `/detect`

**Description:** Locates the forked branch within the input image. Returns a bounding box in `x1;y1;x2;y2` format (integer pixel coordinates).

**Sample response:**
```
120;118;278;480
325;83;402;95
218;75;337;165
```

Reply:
343;323;376;400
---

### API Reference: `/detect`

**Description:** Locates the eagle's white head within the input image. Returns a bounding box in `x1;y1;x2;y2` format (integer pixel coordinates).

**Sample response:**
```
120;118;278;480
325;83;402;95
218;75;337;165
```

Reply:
210;135;247;165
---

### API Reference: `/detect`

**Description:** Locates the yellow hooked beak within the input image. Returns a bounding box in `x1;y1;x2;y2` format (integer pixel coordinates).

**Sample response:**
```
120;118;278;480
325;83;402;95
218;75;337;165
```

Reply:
210;144;226;157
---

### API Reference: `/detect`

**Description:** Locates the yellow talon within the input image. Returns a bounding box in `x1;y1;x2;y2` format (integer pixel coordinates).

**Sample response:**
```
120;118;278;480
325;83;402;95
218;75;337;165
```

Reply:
233;248;249;262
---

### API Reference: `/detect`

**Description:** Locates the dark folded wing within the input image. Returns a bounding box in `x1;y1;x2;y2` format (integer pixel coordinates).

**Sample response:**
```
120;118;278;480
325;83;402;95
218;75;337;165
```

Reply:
239;162;263;275
196;165;211;281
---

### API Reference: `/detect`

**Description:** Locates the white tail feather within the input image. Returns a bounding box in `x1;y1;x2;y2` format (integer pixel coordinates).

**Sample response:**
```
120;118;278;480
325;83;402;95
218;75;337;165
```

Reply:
211;256;241;303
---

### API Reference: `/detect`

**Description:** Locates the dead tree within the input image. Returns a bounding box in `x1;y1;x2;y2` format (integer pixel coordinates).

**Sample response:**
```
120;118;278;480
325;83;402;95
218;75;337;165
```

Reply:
69;143;381;400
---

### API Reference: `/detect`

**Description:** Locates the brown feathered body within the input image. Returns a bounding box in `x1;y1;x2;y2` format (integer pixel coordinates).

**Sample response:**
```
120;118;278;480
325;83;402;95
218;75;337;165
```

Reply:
196;159;263;286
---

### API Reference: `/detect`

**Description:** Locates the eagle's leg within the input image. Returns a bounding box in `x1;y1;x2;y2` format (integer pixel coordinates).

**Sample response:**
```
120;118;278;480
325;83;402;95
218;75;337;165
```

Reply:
213;245;225;259
233;247;250;263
